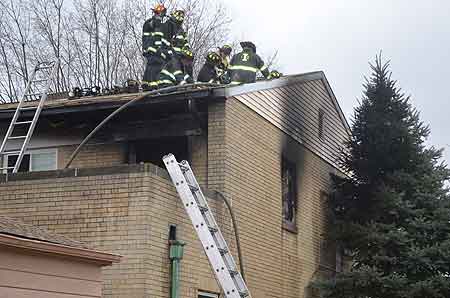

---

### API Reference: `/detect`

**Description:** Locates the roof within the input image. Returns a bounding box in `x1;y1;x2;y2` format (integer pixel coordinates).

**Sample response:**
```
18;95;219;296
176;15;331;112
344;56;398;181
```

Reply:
0;72;351;134
0;83;218;118
0;216;121;264
0;215;89;249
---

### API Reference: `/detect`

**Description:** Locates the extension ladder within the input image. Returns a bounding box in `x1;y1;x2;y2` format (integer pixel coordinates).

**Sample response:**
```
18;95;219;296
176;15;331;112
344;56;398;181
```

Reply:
0;60;59;173
163;154;251;298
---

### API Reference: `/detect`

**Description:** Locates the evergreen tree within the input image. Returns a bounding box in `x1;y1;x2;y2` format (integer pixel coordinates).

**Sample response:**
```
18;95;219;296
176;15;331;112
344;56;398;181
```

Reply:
317;56;450;298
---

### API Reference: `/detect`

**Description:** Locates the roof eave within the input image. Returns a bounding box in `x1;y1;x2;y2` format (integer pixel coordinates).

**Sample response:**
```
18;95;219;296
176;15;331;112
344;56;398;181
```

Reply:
213;71;325;98
0;233;121;265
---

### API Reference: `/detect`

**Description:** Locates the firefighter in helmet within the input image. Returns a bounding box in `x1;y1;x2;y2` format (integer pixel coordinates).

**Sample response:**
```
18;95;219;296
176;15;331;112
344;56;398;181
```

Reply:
158;47;194;88
218;44;232;71
228;41;270;85
169;10;190;57
142;3;172;91
197;52;222;84
269;70;282;79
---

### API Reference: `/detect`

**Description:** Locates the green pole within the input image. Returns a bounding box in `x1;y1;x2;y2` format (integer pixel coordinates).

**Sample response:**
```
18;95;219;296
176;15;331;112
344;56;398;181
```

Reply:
169;240;185;298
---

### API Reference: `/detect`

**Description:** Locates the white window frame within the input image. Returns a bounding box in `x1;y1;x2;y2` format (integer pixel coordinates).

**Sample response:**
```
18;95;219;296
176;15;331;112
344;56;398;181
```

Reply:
2;148;57;173
198;291;219;298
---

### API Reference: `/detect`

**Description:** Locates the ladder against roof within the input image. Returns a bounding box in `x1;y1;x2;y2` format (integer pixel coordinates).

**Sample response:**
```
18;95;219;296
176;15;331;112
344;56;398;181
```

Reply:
163;154;251;298
0;60;59;173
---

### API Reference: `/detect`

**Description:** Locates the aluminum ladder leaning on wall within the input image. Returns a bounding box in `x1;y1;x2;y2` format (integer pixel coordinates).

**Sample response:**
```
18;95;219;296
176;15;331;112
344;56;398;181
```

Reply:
0;60;59;173
163;153;251;298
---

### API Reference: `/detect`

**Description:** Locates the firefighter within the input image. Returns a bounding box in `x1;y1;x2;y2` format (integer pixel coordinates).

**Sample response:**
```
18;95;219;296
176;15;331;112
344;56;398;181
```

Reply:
269;70;282;79
218;44;232;71
159;47;194;88
142;3;172;91
167;10;192;83
197;52;222;84
168;10;190;57
177;47;194;85
215;45;232;84
181;47;194;79
229;41;270;85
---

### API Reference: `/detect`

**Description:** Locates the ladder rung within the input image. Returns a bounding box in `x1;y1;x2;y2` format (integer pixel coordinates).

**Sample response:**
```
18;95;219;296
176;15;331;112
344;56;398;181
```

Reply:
188;183;199;191
14;121;33;125
2;151;21;155
208;226;218;233
229;270;239;277
179;165;189;172
20;106;37;111
8;136;26;140
0;166;14;170
218;247;228;255
199;205;209;213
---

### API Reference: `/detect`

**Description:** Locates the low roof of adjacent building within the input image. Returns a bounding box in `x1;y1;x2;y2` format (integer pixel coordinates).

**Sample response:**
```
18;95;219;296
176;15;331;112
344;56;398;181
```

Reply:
0;216;121;265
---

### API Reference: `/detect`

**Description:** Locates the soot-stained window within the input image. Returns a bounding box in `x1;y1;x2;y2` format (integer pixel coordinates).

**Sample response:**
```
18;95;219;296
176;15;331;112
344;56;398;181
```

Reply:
282;157;297;231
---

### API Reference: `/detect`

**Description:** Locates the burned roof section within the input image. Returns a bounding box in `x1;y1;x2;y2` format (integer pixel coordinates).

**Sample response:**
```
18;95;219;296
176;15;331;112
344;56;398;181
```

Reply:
0;72;350;135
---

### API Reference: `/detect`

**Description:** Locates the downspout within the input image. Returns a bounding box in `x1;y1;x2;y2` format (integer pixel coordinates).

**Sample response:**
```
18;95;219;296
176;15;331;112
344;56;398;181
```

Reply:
169;225;185;298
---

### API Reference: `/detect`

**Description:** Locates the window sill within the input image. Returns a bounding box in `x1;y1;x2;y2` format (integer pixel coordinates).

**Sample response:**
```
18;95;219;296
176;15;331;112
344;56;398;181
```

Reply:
282;221;298;234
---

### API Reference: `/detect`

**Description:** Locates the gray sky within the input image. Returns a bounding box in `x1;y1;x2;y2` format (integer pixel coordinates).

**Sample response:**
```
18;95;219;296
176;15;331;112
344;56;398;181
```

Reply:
225;0;450;164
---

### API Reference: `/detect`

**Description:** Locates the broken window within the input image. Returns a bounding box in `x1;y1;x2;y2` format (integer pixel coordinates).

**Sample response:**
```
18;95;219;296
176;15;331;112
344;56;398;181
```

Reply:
2;149;57;173
129;136;189;168
282;157;297;230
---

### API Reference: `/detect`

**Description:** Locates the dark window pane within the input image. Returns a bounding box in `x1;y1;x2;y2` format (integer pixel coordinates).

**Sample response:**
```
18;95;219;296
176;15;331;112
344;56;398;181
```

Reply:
282;158;297;225
133;137;189;168
7;154;30;173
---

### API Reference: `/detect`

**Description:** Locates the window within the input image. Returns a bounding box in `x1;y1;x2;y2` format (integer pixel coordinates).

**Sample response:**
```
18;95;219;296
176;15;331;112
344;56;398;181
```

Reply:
282;157;297;231
2;149;57;173
129;137;189;168
198;291;219;298
318;108;325;139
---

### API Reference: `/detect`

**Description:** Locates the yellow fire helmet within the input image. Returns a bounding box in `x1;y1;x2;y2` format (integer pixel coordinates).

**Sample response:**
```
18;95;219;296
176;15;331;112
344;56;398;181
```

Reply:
171;10;185;23
152;3;167;15
206;52;221;65
182;47;194;60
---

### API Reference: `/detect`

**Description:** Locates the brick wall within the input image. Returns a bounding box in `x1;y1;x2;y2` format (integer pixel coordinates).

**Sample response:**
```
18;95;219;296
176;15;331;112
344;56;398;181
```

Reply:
57;143;127;169
217;97;338;298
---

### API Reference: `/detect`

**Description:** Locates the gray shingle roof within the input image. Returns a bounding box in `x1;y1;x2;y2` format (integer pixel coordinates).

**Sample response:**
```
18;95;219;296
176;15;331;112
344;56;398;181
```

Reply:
0;216;90;249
